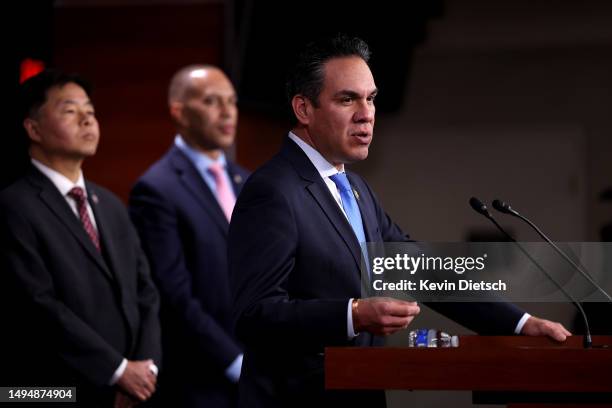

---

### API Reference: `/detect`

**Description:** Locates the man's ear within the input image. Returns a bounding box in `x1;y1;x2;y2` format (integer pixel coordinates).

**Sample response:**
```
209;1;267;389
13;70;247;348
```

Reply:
23;118;41;143
291;95;311;126
168;101;184;126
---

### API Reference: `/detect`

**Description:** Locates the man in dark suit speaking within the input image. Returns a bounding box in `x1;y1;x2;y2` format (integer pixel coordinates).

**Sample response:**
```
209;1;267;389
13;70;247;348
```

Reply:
0;70;161;407
129;65;249;407
228;35;571;407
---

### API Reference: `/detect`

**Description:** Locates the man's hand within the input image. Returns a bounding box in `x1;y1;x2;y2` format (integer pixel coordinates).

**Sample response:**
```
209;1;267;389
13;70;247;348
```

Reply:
353;297;420;336
521;316;571;342
114;390;138;408
116;359;157;402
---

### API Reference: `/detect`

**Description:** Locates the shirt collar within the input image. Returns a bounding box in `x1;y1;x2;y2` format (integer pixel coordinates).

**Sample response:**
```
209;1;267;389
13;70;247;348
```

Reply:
288;131;344;179
175;134;227;173
31;158;86;197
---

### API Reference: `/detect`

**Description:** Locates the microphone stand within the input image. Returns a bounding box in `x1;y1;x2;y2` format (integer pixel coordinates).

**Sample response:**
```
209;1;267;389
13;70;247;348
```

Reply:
469;197;592;348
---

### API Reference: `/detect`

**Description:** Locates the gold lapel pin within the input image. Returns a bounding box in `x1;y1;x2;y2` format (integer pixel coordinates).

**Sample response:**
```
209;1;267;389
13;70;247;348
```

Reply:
91;193;99;204
353;189;360;200
233;174;243;184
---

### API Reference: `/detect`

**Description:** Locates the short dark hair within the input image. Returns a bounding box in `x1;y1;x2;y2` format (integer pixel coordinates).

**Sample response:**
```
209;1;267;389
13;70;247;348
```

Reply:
285;34;371;108
19;69;93;121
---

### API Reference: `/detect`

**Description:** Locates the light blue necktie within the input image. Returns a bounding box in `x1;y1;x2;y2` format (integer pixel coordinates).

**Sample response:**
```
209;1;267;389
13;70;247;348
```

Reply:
329;172;370;278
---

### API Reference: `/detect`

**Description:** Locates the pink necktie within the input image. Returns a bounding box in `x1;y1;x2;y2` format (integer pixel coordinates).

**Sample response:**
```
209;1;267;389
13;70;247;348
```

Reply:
67;187;101;252
208;163;236;221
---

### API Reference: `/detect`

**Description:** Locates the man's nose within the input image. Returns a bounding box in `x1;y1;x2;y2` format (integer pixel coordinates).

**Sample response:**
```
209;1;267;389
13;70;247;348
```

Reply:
354;100;375;123
80;111;94;126
219;99;236;117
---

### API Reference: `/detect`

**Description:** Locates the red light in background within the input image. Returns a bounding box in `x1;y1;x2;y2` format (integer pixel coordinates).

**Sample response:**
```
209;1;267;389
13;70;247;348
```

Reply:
20;58;45;83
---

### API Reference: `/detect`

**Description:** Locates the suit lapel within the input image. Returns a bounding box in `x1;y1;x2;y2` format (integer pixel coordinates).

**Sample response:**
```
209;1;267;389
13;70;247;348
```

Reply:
306;182;363;269
346;173;378;243
346;174;379;290
30;170;113;280
281;139;363;271
87;183;139;346
227;162;246;197
169;146;229;235
86;184;121;283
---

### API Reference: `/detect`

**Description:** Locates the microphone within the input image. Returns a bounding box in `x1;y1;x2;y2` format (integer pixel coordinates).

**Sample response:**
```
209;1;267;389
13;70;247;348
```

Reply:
469;197;514;242
492;199;612;304
469;197;593;348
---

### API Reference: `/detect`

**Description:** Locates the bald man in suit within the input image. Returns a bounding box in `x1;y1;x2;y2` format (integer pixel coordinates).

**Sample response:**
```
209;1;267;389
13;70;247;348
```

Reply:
129;65;249;407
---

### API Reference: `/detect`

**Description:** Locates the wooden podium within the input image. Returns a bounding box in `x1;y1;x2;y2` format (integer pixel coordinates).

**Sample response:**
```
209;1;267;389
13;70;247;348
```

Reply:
326;336;612;406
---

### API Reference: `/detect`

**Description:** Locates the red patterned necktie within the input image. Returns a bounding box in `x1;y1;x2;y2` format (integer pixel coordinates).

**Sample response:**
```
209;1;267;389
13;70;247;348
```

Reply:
67;187;101;252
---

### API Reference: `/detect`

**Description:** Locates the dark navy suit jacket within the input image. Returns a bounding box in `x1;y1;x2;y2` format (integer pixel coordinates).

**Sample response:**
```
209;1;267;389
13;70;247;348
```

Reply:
129;145;249;407
228;138;524;407
0;166;161;407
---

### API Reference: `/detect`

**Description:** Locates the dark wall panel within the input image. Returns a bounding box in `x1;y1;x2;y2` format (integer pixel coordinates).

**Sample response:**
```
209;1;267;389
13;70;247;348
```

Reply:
54;4;224;201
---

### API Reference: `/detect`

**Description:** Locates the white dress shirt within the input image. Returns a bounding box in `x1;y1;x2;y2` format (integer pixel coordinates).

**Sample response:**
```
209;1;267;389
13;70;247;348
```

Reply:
31;159;98;231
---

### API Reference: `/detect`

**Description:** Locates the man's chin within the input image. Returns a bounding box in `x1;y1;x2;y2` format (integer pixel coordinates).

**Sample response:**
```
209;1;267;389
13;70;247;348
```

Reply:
342;157;369;166
211;134;236;150
347;148;369;163
76;148;98;159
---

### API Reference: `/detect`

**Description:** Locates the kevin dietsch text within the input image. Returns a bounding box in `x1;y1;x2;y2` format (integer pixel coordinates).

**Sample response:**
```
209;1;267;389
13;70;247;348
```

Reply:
369;253;508;293
372;278;508;292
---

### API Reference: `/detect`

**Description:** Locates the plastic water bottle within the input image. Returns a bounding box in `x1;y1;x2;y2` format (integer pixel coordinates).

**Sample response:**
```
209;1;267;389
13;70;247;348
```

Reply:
408;328;459;347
